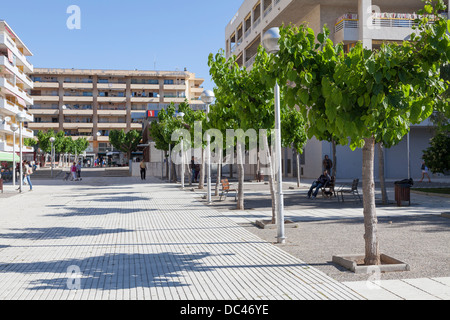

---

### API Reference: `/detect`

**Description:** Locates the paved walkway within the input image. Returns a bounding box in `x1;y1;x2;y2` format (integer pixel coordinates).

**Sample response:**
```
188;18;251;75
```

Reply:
0;176;448;300
0;177;364;300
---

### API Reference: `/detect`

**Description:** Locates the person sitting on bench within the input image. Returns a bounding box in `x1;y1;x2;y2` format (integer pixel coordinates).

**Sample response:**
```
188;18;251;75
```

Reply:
307;170;331;200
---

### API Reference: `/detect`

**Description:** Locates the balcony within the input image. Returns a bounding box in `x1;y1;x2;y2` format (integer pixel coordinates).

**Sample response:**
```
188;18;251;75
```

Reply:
163;97;186;103
63;122;94;130
0;97;21;116
163;84;186;90
97;96;127;103
0;77;33;106
130;83;159;90
97;83;126;90
0;141;34;153
0;121;33;138
0;98;33;122
130;97;159;103
63;109;94;116
97;110;127;116
28;122;59;130
334;12;437;44
28;109;59;116
63;82;93;90
33;81;59;89
0;32;33;73
63;95;94;103
97;123;127;129
32;95;59;103
0;55;33;89
334;14;359;44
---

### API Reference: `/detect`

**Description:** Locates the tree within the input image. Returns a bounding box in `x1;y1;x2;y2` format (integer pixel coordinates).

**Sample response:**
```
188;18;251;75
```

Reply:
23;138;38;149
109;129;142;163
422;132;450;173
274;0;449;265
209;47;308;220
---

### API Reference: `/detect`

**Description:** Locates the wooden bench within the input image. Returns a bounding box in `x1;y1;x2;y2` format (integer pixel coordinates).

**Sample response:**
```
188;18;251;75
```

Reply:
337;178;361;202
321;176;336;199
220;179;237;201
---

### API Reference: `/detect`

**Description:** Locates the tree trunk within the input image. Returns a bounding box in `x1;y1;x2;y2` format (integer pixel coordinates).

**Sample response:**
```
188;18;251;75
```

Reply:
165;153;169;180
377;143;388;205
362;137;381;266
332;139;337;178
296;152;301;187
236;140;245;210
198;148;205;189
263;135;277;224
215;153;222;196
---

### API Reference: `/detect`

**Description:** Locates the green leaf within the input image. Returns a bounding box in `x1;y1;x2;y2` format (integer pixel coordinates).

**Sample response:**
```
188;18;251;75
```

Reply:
358;96;364;107
374;71;382;84
299;89;309;105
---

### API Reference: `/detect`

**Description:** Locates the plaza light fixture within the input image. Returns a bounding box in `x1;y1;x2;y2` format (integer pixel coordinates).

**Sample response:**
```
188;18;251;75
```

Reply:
262;27;286;244
10;123;19;187
16;112;27;193
50;137;56;178
201;90;215;204
177;112;185;189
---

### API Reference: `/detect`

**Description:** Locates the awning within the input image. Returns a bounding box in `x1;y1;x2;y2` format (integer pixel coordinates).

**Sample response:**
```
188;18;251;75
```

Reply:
0;151;20;162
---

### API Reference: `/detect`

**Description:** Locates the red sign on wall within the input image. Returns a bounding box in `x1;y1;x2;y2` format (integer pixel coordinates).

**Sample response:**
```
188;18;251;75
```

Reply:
147;110;158;118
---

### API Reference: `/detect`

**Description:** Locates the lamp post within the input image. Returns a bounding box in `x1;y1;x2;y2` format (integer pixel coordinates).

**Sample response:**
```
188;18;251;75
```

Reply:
16;112;27;193
177;112;185;189
262;27;286;244
200;89;215;204
50;137;56;178
10;123;18;187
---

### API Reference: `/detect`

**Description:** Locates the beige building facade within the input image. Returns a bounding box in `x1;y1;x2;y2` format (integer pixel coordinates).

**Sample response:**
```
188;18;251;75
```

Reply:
0;20;34;157
29;68;204;157
225;0;448;179
226;0;449;65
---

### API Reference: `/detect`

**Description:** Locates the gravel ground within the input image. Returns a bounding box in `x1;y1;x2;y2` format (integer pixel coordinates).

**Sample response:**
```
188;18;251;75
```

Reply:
194;178;450;283
242;214;450;283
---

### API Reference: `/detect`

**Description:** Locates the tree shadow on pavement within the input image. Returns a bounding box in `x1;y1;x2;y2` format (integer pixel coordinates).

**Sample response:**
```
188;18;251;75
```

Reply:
0;227;134;240
2;252;213;291
44;207;155;217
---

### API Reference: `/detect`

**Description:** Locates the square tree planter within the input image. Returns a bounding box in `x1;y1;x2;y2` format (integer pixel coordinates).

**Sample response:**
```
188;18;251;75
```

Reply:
255;219;298;229
332;254;410;274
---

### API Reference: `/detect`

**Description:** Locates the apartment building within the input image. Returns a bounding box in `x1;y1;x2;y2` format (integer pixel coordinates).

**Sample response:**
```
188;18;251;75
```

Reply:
226;0;448;179
0;20;34;160
29;68;204;157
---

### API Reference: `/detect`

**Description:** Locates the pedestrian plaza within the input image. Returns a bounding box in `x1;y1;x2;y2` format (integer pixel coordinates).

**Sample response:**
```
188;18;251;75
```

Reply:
0;174;449;301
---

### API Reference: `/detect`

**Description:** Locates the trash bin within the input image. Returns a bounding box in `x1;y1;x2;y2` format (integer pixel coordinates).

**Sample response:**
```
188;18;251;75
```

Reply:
0;179;3;193
394;178;414;207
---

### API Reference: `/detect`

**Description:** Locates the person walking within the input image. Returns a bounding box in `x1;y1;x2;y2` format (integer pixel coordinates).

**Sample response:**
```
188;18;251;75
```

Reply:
76;161;82;180
71;162;78;181
140;160;147;180
419;160;431;183
23;161;33;191
307;170;331;199
190;156;196;183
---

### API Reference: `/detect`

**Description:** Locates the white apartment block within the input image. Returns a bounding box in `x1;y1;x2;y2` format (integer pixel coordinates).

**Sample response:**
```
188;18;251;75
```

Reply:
225;0;448;180
0;20;34;156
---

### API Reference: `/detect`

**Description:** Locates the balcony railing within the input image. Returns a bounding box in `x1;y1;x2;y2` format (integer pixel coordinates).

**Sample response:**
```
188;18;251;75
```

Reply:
244;27;252;39
263;5;272;18
335;12;439;33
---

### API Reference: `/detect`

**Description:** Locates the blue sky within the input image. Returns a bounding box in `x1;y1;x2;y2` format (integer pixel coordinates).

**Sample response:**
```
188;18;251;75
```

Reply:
1;0;244;90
